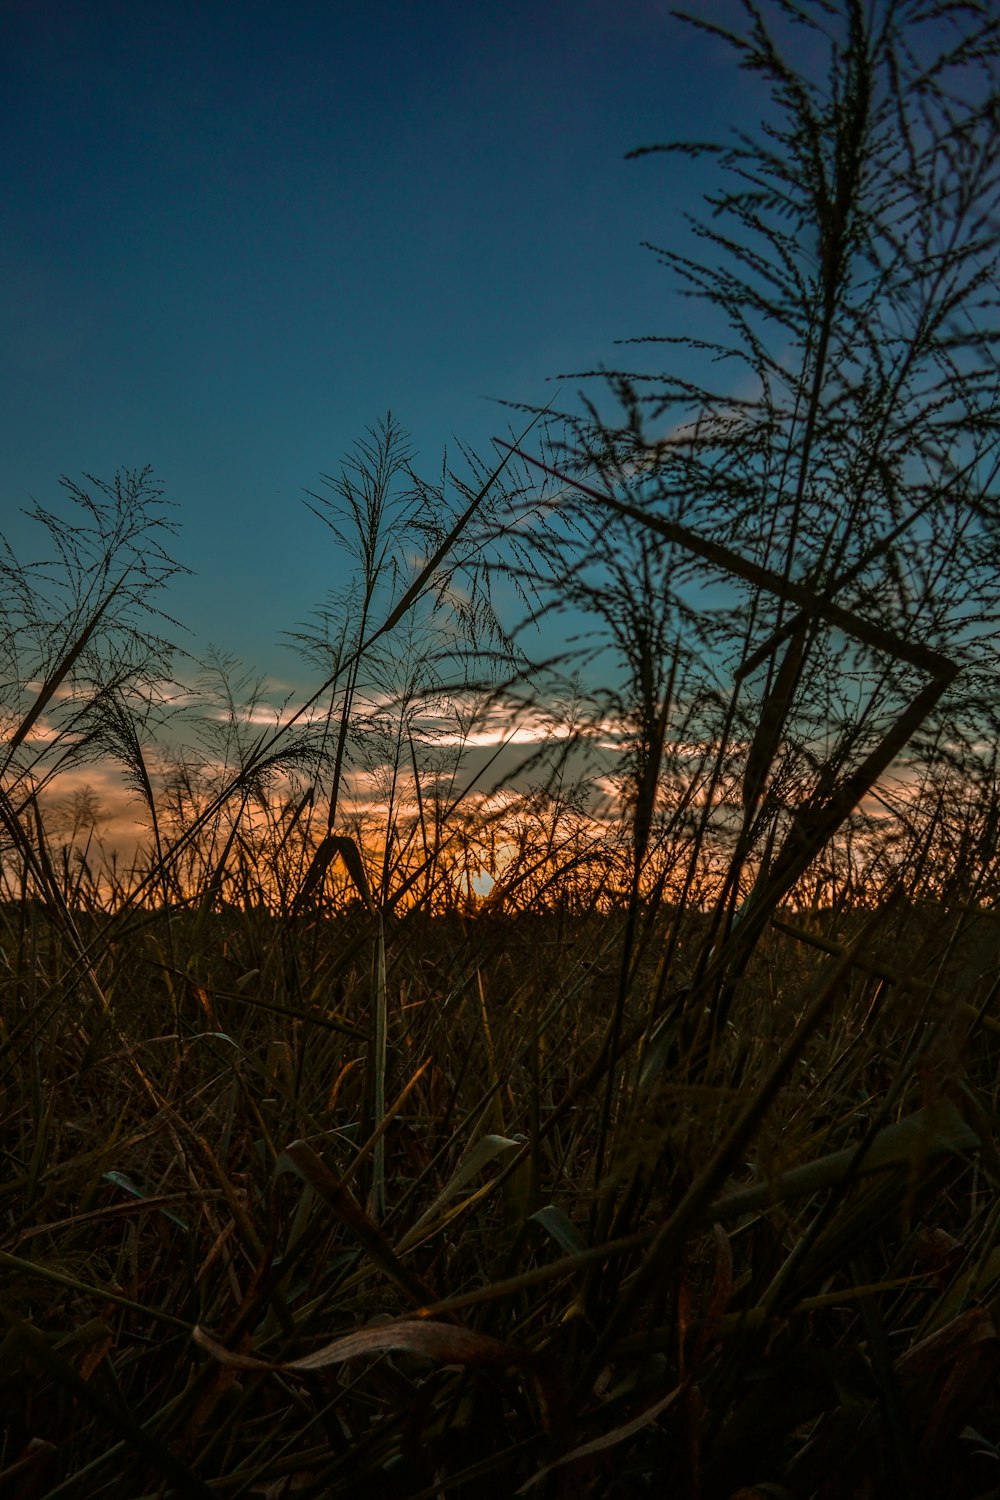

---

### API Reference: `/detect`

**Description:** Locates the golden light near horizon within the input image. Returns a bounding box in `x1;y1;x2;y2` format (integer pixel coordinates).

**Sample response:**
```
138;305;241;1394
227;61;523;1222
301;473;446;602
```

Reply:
12;735;954;918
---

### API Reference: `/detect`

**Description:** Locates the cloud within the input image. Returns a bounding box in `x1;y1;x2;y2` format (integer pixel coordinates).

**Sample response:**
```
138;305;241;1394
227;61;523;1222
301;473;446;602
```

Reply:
37;763;152;848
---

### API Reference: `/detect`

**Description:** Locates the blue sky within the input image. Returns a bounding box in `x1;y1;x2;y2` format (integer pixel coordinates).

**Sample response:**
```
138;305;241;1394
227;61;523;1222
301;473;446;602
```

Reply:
2;0;756;680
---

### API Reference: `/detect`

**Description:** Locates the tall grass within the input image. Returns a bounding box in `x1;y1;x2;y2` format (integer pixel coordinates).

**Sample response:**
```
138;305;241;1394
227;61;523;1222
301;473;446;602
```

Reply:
3;3;1000;1496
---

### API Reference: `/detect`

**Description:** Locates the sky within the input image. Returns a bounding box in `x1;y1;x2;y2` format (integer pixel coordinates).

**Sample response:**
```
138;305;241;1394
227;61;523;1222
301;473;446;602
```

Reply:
1;0;756;684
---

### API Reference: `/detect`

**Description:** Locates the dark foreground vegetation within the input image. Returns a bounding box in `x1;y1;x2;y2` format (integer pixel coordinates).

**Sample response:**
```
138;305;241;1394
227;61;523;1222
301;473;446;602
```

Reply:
4;3;1000;1496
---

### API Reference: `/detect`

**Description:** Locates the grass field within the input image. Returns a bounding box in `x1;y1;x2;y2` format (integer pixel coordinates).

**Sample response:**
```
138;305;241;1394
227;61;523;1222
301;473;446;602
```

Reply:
4;2;1000;1495
3;861;1000;1497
